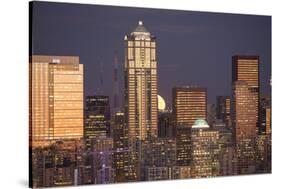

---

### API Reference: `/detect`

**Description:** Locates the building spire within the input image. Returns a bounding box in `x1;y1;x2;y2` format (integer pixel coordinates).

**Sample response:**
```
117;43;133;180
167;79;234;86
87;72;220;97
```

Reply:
97;60;104;95
113;50;120;113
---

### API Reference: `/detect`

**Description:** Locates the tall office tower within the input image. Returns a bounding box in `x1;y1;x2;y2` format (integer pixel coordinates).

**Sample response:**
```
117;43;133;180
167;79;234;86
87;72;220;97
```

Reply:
233;81;257;174
190;119;220;178
124;21;158;179
172;87;207;166
260;95;271;135
84;95;111;149
29;55;83;148
232;55;259;133
112;112;135;182
216;96;231;127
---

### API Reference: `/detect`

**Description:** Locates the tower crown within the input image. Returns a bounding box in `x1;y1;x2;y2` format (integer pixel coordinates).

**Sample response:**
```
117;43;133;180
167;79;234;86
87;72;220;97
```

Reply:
130;20;151;39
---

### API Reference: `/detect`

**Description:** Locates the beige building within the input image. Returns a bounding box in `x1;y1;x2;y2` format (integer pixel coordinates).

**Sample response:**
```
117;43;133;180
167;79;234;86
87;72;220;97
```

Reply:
124;21;158;180
29;55;83;148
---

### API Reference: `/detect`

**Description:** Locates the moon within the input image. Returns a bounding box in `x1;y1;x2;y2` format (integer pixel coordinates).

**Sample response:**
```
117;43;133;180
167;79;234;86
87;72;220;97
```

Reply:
158;95;166;111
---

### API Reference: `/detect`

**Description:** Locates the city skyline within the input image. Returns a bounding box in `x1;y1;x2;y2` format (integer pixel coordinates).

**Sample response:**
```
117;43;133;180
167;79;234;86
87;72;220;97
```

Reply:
31;2;271;106
29;1;271;188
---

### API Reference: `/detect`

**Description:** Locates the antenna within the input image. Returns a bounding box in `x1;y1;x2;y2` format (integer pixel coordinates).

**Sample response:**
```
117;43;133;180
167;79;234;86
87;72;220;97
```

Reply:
97;60;104;95
113;50;120;113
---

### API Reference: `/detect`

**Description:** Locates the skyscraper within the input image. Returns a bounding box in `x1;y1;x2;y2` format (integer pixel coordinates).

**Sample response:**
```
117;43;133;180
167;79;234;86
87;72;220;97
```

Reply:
29;55;83;148
172;87;207;166
232;81;257;174
84;95;111;149
232;55;260;174
124;21;158;179
216;96;231;127
232;55;259;132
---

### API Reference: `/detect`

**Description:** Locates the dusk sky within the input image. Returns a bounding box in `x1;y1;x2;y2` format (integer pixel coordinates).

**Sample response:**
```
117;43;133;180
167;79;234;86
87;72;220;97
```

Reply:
31;1;271;107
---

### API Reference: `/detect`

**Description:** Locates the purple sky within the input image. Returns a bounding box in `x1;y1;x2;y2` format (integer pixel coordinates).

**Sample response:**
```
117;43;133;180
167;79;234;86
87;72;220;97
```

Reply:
31;1;271;107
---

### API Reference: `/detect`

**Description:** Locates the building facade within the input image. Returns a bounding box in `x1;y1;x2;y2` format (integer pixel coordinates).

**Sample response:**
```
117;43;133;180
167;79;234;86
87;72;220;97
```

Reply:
190;119;220;178
112;112;136;182
232;55;259;133
232;81;257;174
124;21;158;179
29;55;83;148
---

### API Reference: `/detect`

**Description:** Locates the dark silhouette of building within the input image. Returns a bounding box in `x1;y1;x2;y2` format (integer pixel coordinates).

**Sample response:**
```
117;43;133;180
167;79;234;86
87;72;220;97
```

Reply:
216;96;231;127
84;96;111;149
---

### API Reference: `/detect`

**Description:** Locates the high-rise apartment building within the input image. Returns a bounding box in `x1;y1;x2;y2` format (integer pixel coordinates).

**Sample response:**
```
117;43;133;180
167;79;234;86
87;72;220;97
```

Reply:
29;55;83;148
124;21;158;179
